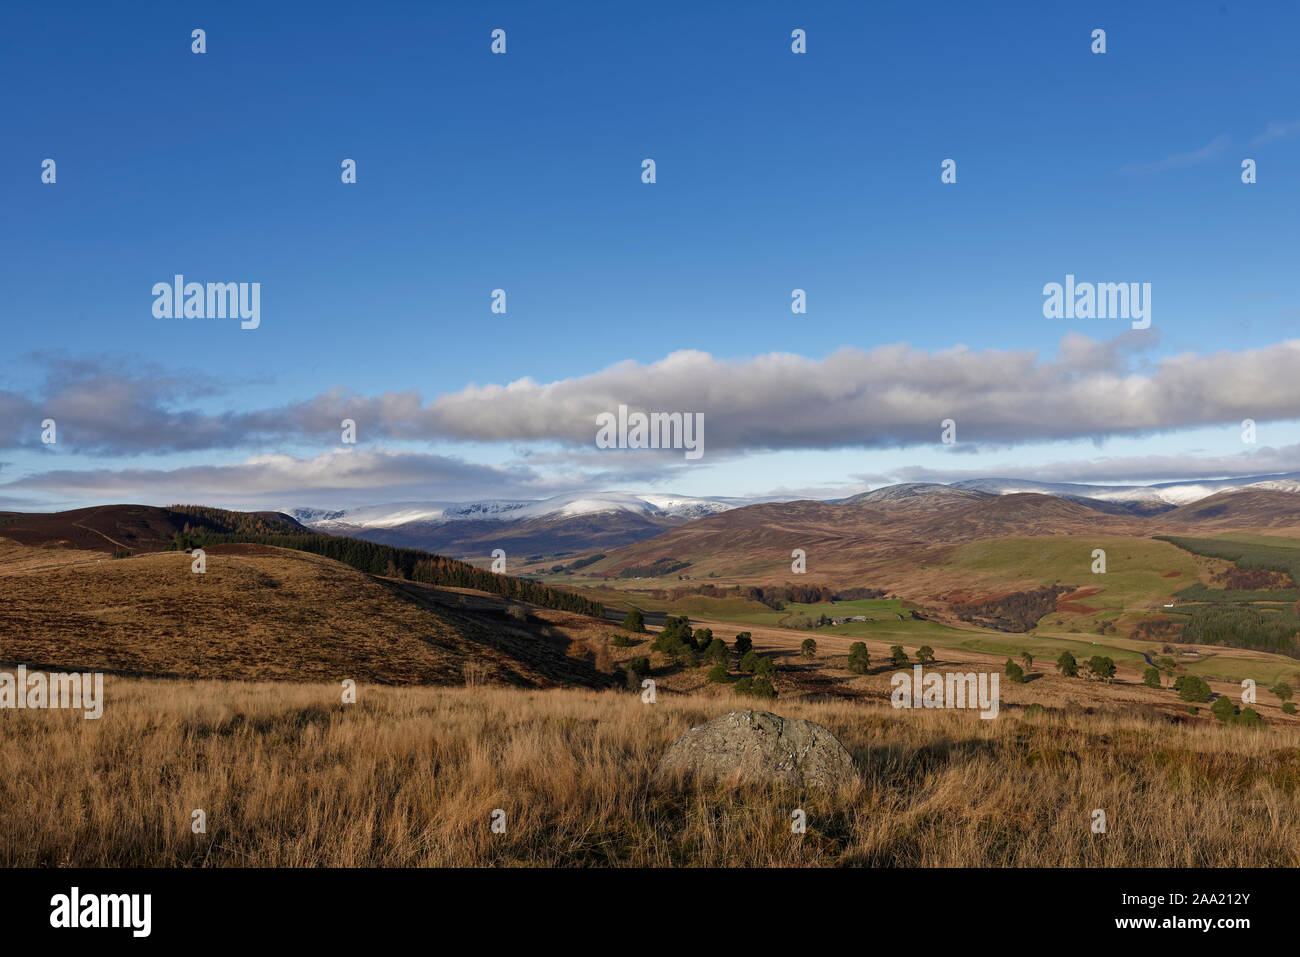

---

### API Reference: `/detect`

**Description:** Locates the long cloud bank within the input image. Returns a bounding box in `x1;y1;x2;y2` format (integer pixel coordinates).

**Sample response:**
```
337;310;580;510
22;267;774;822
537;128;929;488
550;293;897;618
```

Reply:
0;449;557;508
5;333;1300;456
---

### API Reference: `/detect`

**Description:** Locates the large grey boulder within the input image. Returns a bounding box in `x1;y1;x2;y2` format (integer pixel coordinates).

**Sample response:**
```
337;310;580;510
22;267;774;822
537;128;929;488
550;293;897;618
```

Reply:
655;710;857;789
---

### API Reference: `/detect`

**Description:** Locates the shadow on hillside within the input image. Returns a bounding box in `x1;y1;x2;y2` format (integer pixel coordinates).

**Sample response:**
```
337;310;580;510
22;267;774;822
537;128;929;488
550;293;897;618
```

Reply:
372;576;618;690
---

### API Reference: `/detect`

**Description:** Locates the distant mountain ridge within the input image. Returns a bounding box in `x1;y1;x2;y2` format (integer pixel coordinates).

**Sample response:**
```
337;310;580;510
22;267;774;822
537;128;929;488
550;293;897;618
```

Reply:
580;484;1300;591
287;491;748;559
290;491;740;530
841;483;991;508
949;471;1300;514
287;474;1300;559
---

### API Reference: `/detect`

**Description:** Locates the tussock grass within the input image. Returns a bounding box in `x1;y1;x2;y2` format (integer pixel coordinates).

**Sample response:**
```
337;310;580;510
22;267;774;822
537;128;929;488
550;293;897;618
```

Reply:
3;678;1298;867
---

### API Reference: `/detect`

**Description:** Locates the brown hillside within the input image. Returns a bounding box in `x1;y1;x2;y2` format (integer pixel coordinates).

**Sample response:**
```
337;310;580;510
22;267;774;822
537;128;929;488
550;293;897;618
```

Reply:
586;492;1142;585
0;504;189;552
353;510;689;559
0;504;308;554
0;540;613;688
588;487;1300;587
1156;489;1300;529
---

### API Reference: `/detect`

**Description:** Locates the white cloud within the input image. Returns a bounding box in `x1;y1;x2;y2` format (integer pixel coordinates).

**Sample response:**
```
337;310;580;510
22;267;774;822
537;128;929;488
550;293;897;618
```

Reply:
0;448;557;508
414;334;1300;453
11;335;1300;462
1119;134;1230;174
1251;120;1300;146
862;444;1300;486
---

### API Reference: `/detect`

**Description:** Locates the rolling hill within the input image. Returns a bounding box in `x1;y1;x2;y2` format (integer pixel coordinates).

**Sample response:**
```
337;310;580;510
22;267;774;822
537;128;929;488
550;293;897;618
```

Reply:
581;483;1300;585
282;474;1300;562
952;471;1300;514
0;505;619;688
0;539;616;687
1155;488;1300;528
840;482;992;508
0;504;308;553
572;489;1148;587
547;484;1300;651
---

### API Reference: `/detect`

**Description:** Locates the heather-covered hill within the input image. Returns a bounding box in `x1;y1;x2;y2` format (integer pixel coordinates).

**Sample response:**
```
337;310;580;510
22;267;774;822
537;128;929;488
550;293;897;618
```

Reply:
0;540;615;688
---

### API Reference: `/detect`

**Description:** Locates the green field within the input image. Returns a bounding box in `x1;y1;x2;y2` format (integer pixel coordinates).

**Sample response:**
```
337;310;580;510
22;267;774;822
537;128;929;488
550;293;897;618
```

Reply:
611;593;775;620
771;598;968;642
806;617;969;642
668;596;948;632
594;592;969;642
939;535;1203;636
947;535;1198;595
738;596;907;624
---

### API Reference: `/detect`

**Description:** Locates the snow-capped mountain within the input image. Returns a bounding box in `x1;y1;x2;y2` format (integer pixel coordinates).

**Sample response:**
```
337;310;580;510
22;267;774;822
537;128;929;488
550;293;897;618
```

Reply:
1223;478;1300;495
290;491;740;531
287;492;748;559
289;473;1300;561
950;472;1300;514
291;501;531;530
842;483;991;508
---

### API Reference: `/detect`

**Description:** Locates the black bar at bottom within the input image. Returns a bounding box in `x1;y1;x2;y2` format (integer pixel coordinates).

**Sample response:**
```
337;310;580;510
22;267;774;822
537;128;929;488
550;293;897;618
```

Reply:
0;866;1269;943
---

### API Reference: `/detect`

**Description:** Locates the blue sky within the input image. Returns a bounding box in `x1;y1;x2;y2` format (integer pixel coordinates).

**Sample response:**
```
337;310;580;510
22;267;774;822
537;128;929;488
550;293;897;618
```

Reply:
3;0;1300;510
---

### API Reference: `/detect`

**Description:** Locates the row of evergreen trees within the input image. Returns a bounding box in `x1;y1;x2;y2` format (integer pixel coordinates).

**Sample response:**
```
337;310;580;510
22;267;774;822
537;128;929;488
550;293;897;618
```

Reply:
168;507;604;618
168;505;307;537
742;583;886;609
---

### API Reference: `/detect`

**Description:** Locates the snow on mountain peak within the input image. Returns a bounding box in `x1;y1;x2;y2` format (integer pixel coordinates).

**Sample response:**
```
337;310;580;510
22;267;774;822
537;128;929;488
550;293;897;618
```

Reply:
951;472;1300;510
291;491;739;530
292;472;1300;534
1227;479;1300;495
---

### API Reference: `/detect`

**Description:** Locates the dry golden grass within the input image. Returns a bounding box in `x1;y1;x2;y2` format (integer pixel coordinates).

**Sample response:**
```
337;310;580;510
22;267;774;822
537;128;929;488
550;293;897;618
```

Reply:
4;677;1300;867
